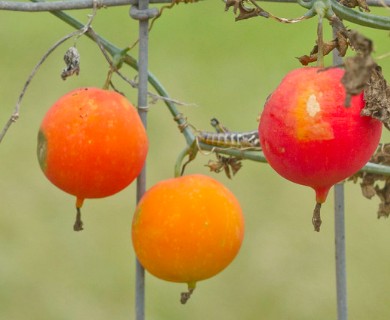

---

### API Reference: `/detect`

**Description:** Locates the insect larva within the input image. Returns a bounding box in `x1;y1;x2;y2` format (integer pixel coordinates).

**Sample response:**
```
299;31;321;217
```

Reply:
197;130;260;149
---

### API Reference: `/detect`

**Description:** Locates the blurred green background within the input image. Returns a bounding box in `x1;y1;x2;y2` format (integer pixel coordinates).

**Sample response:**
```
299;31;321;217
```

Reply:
1;1;390;319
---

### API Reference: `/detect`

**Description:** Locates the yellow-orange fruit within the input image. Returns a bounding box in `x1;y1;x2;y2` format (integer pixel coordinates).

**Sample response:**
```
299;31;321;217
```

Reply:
132;174;245;286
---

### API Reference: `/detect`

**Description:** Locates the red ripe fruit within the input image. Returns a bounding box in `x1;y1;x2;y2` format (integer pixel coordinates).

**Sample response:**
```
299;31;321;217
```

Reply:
258;67;382;231
37;88;148;230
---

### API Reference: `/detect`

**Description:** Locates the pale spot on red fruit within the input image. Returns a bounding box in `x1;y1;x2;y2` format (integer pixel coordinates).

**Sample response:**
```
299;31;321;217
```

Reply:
258;67;382;231
259;67;382;204
295;117;334;142
295;94;334;142
306;94;320;117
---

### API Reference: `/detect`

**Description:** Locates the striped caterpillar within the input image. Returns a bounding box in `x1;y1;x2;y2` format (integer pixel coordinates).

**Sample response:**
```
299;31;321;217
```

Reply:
197;130;260;149
197;118;260;149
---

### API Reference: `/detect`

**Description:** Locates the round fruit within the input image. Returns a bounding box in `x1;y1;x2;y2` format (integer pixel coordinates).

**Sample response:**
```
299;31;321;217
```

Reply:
38;87;148;230
132;174;244;303
258;67;382;231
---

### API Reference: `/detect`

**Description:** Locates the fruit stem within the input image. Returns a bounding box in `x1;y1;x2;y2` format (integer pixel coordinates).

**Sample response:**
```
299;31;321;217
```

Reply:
180;282;196;304
74;198;84;231
174;142;198;178
312;202;322;232
73;207;84;231
314;1;326;68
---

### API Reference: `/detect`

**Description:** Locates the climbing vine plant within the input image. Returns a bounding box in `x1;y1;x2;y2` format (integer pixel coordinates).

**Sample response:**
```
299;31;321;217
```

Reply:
1;1;390;319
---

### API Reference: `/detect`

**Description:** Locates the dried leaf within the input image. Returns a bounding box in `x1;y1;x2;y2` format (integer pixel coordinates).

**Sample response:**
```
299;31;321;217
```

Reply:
348;30;373;55
335;30;349;56
297;55;314;66
61;46;80;80
349;144;390;218
339;0;370;12
225;0;242;14
330;19;390;122
205;154;242;179
342;55;376;105
297;27;350;66
375;182;390;218
297;40;338;65
362;65;390;130
338;30;376;106
229;158;242;175
225;0;269;21
360;182;377;199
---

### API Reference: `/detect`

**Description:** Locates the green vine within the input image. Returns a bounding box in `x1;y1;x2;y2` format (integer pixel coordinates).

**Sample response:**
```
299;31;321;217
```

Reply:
28;0;390;176
330;0;390;30
297;0;390;30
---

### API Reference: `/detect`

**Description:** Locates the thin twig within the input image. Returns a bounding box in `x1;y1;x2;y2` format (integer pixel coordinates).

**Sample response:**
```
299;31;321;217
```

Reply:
376;52;390;60
87;27;196;106
147;91;197;106
376;0;390;7
87;27;137;85
247;0;315;23
0;31;78;143
0;2;99;143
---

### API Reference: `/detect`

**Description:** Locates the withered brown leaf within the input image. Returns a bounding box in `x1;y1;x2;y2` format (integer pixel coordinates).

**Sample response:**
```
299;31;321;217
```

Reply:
362;65;390;130
205;154;242;179
349;144;390;218
297;25;349;66
225;0;269;21
339;0;370;12
297;40;338;66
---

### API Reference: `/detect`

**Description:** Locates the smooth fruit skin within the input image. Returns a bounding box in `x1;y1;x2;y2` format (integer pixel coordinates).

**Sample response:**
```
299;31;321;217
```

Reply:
259;67;382;203
38;87;148;201
132;174;245;285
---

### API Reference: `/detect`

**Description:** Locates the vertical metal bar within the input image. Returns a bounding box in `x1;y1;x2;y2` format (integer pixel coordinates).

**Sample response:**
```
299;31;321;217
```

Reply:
135;240;145;320
334;183;347;320
332;28;347;320
135;1;150;319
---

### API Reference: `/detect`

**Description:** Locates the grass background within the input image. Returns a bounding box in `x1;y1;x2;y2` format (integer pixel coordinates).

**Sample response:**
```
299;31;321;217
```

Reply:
1;1;390;319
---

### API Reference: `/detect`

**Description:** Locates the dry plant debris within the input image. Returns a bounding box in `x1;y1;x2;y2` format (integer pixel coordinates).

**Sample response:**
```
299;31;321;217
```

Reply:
61;46;80;80
205;154;242;179
339;0;370;11
362;66;390;130
338;28;390;128
225;0;269;21
299;16;390;129
297;35;348;65
349;144;390;218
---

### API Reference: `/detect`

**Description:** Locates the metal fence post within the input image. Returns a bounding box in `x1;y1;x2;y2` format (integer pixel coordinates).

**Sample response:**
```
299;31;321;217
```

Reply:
333;25;348;320
130;1;158;319
334;183;347;320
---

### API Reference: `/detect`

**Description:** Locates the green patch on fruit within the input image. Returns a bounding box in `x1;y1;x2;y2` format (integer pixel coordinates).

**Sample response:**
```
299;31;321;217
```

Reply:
37;130;47;171
132;206;142;226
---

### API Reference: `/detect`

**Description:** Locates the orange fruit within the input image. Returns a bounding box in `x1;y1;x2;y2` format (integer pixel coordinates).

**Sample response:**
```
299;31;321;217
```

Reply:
132;174;244;303
37;87;148;229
